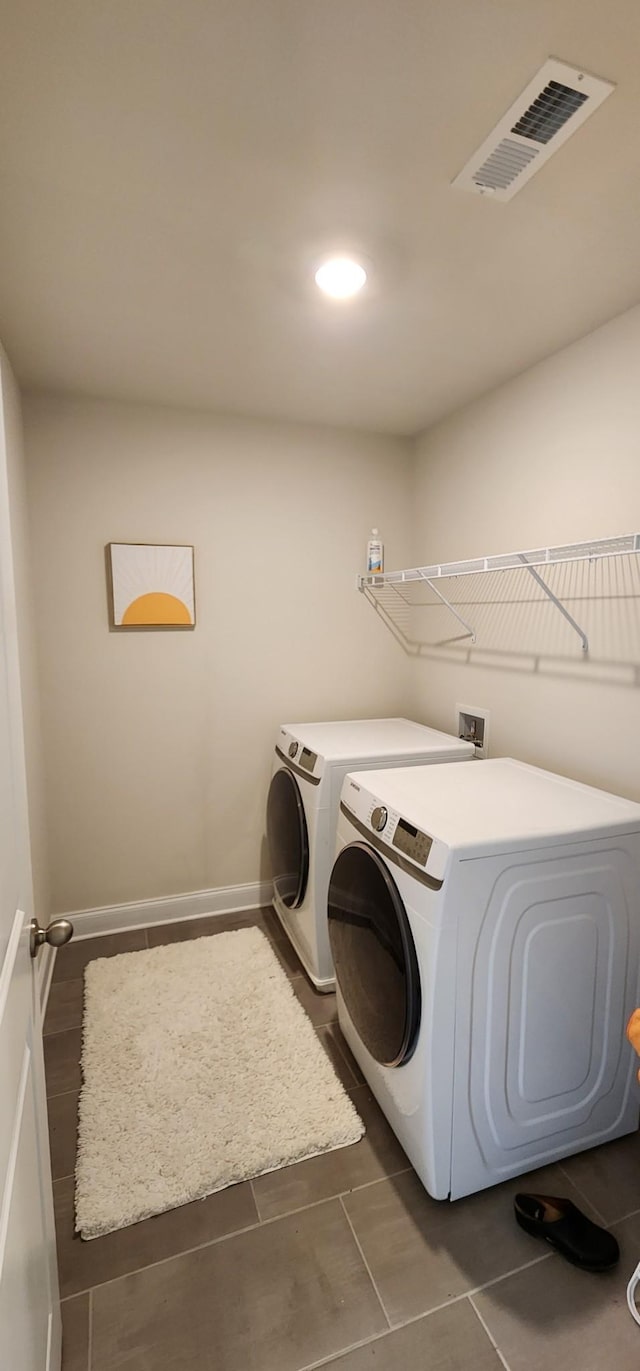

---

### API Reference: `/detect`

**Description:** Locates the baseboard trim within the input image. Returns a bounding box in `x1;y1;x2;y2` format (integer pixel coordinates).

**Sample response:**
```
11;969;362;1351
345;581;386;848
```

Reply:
61;881;274;942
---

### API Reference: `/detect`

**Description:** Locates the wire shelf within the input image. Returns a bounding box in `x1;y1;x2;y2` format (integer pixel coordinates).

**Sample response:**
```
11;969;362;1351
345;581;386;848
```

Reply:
358;534;640;589
358;533;640;654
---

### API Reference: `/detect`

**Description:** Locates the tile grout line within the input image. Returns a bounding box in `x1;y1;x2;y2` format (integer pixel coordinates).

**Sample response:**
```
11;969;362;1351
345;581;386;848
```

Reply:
233;1161;413;1227
469;1249;553;1298
295;1289;514;1371
296;1325;401;1371
611;1204;640;1227
327;1027;362;1088
58;1211;556;1344
45;1086;79;1102
314;1024;359;1089
364;1250;555;1335
338;1195;392;1331
250;1164;413;1227
468;1294;512;1371
87;1287;93;1371
296;1262;551;1371
556;1162;608;1227
57;1172;414;1301
56;1171;554;1306
47;1086;81;1103
248;1177;261;1223
371;1250;554;1334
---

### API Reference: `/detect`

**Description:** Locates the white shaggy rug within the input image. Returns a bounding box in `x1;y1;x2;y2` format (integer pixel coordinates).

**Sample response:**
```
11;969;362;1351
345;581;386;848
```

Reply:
75;926;364;1239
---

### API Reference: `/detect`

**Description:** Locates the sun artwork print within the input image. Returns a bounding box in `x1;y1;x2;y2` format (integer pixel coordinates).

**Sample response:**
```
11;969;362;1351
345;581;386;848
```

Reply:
108;544;195;628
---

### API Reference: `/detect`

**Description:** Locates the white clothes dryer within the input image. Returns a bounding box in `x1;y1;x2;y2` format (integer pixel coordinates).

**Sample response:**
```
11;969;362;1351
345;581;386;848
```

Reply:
266;719;474;991
329;758;640;1200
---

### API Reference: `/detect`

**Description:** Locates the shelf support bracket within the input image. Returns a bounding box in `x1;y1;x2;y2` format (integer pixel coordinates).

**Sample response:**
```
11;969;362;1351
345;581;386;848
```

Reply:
517;554;589;653
418;572;476;643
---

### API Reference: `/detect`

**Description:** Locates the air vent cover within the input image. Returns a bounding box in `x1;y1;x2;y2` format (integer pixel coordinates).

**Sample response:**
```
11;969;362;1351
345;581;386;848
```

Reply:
452;59;614;201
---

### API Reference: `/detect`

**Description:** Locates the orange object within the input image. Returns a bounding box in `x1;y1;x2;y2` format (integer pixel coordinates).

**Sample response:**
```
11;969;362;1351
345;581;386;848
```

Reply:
626;1009;640;1081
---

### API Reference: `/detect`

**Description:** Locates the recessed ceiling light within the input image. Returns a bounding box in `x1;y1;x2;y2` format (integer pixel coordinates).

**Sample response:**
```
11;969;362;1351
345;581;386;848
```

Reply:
314;257;367;299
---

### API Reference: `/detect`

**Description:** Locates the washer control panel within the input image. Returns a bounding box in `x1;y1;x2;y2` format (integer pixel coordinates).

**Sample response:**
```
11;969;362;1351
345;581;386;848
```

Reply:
277;728;322;778
392;816;433;867
342;775;447;880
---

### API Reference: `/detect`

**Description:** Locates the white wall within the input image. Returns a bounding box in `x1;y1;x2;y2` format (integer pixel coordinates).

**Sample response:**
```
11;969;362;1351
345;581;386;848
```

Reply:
0;344;49;921
408;303;640;801
24;396;413;914
23;304;640;915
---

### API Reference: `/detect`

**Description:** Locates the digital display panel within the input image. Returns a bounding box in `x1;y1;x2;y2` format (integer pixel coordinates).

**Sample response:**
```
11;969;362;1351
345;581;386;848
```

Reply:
299;747;317;772
397;818;417;839
392;816;432;866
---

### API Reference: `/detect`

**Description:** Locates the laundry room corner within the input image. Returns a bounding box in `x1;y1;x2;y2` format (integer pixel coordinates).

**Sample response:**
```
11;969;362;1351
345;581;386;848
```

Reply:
22;394;416;920
404;303;640;803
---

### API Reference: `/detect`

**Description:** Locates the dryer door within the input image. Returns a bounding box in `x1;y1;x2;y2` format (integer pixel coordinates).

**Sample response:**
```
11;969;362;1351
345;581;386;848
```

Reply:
328;842;421;1067
267;767;310;909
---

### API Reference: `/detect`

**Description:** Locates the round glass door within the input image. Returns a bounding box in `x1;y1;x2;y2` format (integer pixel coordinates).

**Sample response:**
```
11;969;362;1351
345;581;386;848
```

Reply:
266;768;309;909
328;842;421;1066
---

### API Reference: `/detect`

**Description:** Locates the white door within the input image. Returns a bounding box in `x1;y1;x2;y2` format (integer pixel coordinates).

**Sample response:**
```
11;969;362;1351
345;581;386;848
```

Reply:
0;383;61;1366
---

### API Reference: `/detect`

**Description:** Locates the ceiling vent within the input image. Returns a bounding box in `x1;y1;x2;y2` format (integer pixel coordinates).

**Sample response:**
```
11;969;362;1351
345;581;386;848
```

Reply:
452;58;614;201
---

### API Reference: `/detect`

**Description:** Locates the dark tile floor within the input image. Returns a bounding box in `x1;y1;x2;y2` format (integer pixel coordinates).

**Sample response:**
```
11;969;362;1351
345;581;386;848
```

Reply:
44;909;640;1371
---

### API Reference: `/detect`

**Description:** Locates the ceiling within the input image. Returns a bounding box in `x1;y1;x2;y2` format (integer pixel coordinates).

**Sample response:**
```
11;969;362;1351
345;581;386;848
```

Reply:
1;0;639;436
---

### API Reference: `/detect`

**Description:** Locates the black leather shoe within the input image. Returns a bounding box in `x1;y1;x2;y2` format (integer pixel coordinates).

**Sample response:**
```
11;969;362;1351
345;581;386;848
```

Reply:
514;1193;619;1271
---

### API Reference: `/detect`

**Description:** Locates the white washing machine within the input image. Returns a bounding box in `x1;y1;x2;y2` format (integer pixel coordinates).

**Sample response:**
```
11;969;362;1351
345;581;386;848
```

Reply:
329;758;640;1200
266;719;474;991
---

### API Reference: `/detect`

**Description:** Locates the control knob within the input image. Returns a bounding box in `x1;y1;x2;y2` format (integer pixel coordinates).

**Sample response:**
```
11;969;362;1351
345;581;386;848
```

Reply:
371;805;388;832
288;742;299;759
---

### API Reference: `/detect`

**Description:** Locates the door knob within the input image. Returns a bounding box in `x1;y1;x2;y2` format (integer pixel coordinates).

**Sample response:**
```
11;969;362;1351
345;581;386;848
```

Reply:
30;917;74;959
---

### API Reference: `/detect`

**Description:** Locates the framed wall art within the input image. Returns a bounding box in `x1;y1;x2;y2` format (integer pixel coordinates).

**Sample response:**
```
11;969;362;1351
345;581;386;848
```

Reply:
107;543;196;629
